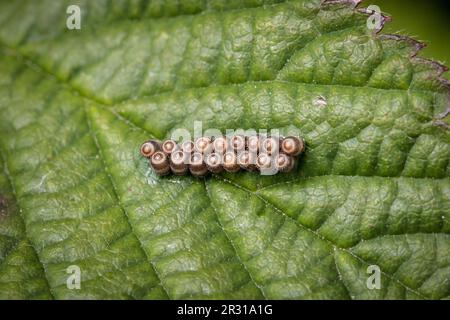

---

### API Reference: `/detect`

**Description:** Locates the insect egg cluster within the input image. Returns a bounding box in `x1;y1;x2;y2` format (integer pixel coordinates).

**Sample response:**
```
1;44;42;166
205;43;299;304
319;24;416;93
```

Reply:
140;135;305;177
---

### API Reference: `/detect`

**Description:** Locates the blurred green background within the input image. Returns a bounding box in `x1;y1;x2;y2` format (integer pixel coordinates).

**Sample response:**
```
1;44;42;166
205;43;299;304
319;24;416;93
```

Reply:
371;0;450;79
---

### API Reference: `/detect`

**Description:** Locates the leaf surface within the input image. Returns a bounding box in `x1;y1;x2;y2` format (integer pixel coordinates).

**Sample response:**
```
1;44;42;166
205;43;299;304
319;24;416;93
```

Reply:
0;0;449;299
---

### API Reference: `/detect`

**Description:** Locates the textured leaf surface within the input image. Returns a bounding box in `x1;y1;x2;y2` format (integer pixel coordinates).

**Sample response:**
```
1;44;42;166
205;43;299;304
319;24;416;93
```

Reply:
0;0;449;299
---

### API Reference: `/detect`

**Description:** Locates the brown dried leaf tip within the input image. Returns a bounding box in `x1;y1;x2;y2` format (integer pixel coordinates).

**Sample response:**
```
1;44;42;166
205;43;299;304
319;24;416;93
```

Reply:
140;135;306;177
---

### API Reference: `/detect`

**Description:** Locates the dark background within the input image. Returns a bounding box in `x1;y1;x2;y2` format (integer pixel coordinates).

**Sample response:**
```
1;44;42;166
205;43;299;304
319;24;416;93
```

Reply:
372;0;450;78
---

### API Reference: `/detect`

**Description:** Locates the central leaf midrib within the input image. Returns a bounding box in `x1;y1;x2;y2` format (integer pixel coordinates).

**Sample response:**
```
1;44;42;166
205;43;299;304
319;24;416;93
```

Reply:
204;180;267;299
84;104;171;299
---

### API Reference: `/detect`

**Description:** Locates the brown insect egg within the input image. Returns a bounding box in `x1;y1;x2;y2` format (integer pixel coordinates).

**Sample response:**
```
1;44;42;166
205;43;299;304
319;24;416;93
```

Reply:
194;137;213;154
261;136;280;155
213;136;228;155
237;151;257;171
280;136;304;156
161;139;179;155
170;150;189;175
223;152;240;173
231;135;246;152
246;135;260;153
140;140;160;158
275;153;294;172
205;153;223;173
181;140;195;155
189;152;208;177
150;151;170;176
256;153;272;171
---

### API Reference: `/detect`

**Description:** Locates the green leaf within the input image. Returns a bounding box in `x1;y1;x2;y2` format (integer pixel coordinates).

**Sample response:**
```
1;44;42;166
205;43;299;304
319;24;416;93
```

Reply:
0;0;449;299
